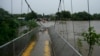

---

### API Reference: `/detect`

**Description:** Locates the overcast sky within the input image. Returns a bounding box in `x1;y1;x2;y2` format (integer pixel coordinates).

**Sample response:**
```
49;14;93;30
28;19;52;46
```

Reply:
0;0;100;15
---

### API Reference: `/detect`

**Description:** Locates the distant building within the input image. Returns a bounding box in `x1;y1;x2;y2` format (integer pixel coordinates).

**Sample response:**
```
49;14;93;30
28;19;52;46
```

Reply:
18;17;25;20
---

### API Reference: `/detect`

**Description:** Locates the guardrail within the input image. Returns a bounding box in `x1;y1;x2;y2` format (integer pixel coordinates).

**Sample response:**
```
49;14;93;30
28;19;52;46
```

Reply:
0;27;40;56
48;26;82;56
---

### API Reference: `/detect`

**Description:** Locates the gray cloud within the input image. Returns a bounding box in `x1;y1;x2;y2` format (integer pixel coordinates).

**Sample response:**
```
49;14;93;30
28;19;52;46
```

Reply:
0;0;100;14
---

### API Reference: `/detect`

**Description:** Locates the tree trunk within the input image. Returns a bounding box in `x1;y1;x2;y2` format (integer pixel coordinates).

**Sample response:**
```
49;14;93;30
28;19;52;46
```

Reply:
88;45;93;56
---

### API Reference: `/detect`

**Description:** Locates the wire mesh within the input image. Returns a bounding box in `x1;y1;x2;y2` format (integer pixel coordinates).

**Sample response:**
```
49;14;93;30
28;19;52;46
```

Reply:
48;26;82;56
0;27;40;56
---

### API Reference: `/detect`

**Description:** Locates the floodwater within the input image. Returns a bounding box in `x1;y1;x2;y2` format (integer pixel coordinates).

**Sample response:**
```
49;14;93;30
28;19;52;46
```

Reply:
18;26;29;36
54;21;100;56
39;21;100;56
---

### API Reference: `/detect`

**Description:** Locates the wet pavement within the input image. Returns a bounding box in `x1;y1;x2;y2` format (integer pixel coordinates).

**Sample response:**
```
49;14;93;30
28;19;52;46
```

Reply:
30;30;50;56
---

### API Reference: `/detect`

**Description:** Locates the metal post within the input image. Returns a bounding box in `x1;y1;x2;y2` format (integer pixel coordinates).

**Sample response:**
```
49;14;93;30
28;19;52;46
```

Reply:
87;0;90;27
71;0;76;48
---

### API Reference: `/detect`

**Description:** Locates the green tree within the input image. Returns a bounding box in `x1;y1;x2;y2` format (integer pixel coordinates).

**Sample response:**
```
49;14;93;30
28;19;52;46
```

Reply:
72;11;92;20
82;27;100;56
0;8;10;20
92;14;100;20
0;18;19;45
27;19;38;30
25;11;37;21
0;8;20;45
56;11;71;20
61;11;71;18
56;12;61;20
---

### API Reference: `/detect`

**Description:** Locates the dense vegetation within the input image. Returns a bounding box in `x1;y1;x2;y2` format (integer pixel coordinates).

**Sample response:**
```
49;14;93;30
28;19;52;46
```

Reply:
25;12;37;21
0;8;38;45
49;11;100;21
0;8;19;45
72;11;92;20
56;11;71;20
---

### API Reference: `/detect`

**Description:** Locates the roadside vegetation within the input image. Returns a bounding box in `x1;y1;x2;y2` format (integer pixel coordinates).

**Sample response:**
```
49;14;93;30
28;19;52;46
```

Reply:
0;8;38;45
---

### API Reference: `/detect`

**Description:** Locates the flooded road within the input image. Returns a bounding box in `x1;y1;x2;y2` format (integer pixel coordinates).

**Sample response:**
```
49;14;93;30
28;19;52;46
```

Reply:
37;21;100;56
54;21;100;56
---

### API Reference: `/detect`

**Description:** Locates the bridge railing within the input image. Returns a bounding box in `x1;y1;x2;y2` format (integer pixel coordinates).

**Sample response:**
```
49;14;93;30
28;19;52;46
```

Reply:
0;27;40;56
48;26;82;56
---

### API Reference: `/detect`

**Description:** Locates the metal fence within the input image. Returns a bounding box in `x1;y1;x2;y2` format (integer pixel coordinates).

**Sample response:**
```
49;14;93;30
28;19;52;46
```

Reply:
48;26;82;56
0;27;40;56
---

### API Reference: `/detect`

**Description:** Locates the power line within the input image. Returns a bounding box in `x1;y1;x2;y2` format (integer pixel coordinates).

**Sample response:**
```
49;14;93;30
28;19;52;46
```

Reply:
58;0;62;12
58;0;63;37
71;0;73;13
87;0;90;27
54;0;62;32
70;0;76;48
11;0;15;56
54;0;61;29
25;0;34;14
21;0;23;14
62;0;65;11
11;0;13;14
58;0;66;38
87;0;91;56
62;0;69;41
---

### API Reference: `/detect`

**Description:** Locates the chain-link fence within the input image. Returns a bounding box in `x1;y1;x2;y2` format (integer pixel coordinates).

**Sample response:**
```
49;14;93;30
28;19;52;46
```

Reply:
0;27;40;56
48;26;82;56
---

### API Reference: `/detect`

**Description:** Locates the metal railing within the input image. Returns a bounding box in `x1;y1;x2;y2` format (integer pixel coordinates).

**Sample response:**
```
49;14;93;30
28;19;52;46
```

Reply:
0;27;40;56
48;26;82;56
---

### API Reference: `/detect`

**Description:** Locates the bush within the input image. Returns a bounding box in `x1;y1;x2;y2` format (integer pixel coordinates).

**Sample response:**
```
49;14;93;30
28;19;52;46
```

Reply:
82;27;100;56
27;19;38;30
0;18;19;45
0;8;20;45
